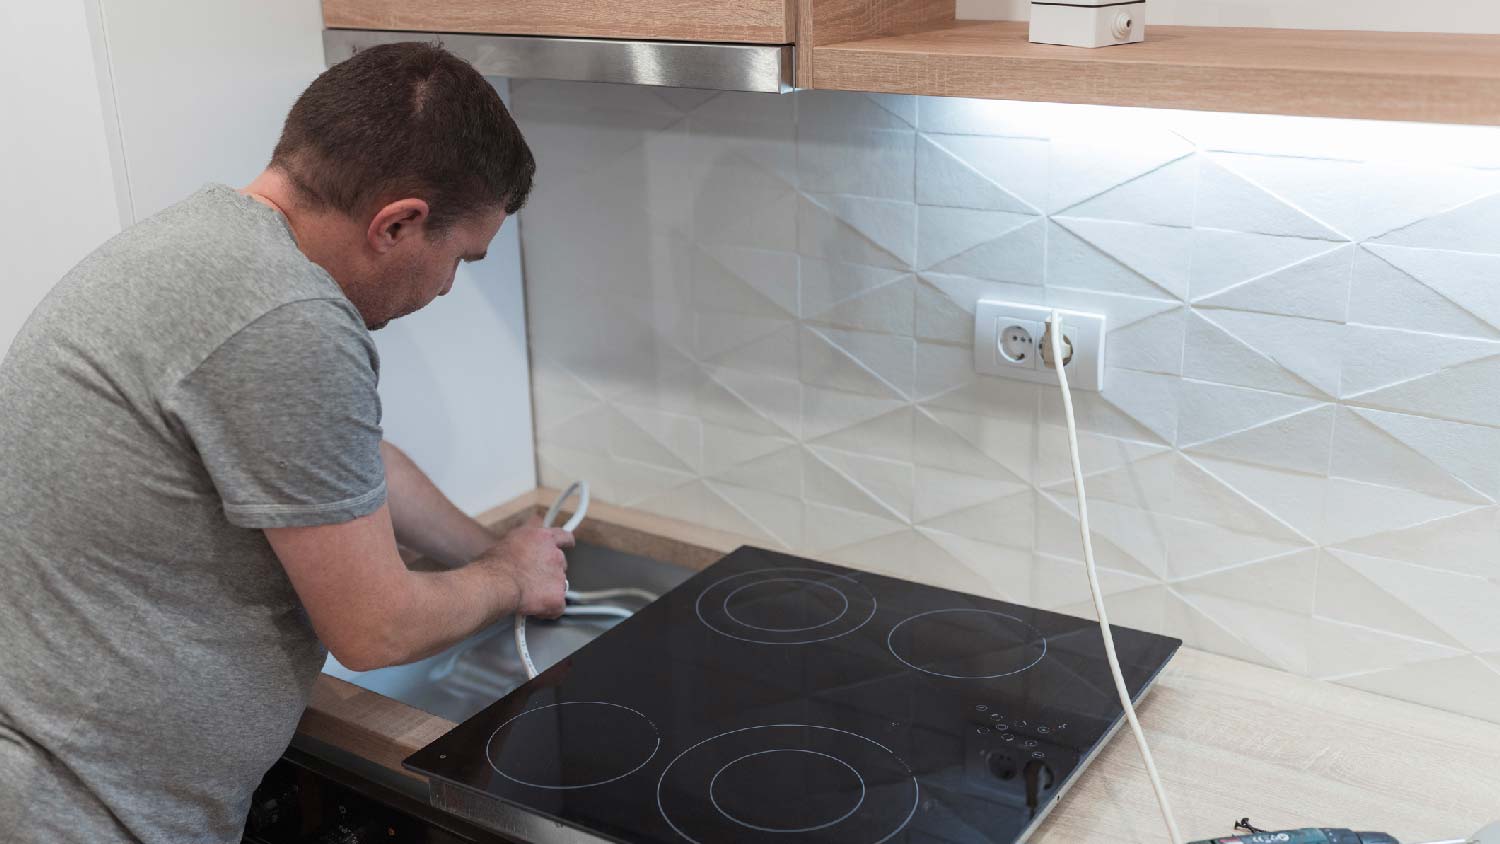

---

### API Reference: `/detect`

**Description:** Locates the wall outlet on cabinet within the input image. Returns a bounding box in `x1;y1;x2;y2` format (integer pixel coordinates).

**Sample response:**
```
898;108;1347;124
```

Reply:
973;301;1106;391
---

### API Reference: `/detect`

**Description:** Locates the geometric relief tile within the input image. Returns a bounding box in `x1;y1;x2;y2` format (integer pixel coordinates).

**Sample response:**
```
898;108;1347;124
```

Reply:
1164;589;1287;669
696;185;799;253
1034;425;1169;488
1376;191;1500;254
1054;584;1168;638
797;90;913;132
1173;548;1317;612
1180;589;1312;674
913;465;1029;523
695;373;788;437
1031;551;1160;613
610;406;702;473
1042;367;1176;444
1307;617;1466;681
1061;154;1198;228
807;445;914;522
1048;133;1194;215
801;258;909;320
1316;549;1468;649
690;246;793;318
1210;153;1500;242
1349;246;1500;339
1331;549;1500;652
915;277;977;344
918;528;1037;603
805;277;916;336
919;404;1034;479
1195;157;1344;240
801;385;906;443
801;501;906;555
917;206;1042;281
1319;477;1475;547
1337;325;1500;399
797;125;916;202
1361;244;1500;335
1193;241;1353;323
1035;493;1167;581
702;423;796;476
702;319;800;379
825;529;995;597
635;479;778;544
1336;655;1500;724
696;243;801;317
1184;310;1336;399
807;326;915;398
1049;218;1191;300
809;406;913;463
1189;229;1340;302
798;193;917;269
1328;406;1491;505
918;488;1036;550
693;312;791;362
1351;356;1500;428
608;458;700;508
913;407;1030;483
803;446;908;522
915;133;1040;214
1332;506;1499;579
1347;406;1500;502
1175;379;1323;447
706;368;802;440
1183;403;1334;476
709;480;804;548
1174;457;1319;543
710;444;802;498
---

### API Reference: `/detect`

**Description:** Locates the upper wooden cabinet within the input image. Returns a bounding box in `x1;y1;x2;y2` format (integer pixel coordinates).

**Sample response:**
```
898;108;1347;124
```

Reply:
322;0;796;45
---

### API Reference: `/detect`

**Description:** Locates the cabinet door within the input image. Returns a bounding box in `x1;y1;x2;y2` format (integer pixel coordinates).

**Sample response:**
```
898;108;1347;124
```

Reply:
323;0;796;44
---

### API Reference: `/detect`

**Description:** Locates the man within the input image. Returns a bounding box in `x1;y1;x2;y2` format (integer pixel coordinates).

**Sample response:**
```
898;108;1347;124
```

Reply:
0;43;568;843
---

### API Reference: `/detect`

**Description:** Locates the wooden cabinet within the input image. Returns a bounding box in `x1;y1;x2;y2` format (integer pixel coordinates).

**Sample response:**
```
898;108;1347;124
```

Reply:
322;0;796;45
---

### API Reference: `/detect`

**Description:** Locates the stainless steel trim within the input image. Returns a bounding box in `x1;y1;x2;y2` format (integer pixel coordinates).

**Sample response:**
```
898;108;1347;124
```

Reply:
324;29;794;93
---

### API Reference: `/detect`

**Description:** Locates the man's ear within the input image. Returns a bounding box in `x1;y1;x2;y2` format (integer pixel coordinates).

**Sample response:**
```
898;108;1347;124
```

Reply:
366;198;431;254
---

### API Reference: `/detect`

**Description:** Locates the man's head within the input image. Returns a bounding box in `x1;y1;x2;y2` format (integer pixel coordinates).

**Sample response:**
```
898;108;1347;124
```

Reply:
265;42;535;330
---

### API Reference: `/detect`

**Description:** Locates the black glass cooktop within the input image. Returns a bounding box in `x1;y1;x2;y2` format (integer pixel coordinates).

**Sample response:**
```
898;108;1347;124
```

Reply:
406;547;1181;844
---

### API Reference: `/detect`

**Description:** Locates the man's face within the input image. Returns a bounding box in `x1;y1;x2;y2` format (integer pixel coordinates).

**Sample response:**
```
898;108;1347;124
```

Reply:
365;205;508;331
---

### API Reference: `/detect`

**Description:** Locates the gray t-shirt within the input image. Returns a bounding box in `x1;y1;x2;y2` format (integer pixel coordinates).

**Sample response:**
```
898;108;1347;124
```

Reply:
0;185;386;843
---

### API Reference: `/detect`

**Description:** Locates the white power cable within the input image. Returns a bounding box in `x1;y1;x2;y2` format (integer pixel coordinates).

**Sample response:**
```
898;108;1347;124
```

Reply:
515;481;589;679
513;482;663;679
1048;311;1185;844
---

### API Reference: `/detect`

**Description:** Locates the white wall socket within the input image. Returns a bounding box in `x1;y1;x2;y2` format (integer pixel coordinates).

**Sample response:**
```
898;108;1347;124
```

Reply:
973;301;1107;391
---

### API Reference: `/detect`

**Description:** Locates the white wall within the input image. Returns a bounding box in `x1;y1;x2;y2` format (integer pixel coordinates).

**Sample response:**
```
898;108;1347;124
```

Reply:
958;0;1500;32
0;2;124;353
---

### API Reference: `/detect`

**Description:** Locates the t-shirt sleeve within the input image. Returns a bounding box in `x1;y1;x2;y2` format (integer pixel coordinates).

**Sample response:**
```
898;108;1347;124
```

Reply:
164;299;387;529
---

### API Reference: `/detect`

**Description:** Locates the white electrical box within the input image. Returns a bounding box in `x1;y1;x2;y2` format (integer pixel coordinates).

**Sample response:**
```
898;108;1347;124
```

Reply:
1029;0;1145;49
973;301;1107;391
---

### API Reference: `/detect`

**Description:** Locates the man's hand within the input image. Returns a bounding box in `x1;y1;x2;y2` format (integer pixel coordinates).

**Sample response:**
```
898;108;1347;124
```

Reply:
477;516;574;618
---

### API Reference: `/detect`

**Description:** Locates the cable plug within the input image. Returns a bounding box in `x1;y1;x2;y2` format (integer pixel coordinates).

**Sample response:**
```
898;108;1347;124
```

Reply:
1040;318;1074;369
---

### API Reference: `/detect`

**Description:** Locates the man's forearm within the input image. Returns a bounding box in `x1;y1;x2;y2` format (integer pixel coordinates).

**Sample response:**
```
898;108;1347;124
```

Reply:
380;440;497;567
383;564;522;666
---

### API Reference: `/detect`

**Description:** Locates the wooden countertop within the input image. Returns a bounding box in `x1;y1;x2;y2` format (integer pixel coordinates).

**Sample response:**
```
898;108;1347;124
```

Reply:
298;488;1500;843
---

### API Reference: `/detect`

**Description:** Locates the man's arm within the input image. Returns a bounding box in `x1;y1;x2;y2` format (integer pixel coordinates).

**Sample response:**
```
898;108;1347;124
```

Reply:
380;440;499;567
264;505;572;671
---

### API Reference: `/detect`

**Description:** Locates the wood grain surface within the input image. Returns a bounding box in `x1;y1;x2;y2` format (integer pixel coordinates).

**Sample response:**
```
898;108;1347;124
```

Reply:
797;0;956;89
323;0;794;45
301;488;1500;841
812;20;1500;124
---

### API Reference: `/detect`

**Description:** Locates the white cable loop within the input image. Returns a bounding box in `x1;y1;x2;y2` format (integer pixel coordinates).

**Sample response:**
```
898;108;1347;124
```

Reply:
514;481;590;679
1049;311;1184;844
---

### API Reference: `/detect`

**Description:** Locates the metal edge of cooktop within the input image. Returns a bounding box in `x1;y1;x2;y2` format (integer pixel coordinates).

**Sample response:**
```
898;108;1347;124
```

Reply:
1013;643;1182;844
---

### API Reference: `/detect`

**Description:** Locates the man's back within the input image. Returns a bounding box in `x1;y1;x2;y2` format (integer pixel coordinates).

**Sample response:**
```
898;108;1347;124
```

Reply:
0;185;386;842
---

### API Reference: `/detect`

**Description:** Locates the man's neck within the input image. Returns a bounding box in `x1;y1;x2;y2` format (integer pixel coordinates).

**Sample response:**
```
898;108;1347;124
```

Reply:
239;170;363;298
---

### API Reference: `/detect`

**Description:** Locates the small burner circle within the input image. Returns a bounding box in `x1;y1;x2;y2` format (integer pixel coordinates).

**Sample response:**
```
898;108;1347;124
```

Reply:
709;749;866;833
887;608;1047;680
722;578;851;633
486;701;660;790
695;567;877;646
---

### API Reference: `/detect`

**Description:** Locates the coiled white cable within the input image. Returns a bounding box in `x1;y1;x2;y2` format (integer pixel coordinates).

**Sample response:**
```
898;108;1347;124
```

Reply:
1048;312;1184;844
514;481;589;679
512;482;664;679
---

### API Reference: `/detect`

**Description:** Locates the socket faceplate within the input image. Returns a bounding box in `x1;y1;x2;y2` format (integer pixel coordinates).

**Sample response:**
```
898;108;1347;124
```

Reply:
974;301;1107;391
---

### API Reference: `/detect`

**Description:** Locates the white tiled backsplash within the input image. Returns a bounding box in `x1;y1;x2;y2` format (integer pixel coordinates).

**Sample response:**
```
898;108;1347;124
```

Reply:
512;80;1500;724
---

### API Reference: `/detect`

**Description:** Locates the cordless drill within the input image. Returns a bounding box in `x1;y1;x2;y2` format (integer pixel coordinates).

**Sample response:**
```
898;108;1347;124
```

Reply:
1190;830;1400;844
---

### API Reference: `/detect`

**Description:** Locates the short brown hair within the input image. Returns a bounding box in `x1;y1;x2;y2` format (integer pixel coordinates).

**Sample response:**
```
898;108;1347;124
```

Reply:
271;42;535;231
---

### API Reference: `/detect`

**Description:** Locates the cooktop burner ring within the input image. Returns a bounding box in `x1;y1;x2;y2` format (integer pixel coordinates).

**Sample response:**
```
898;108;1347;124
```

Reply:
484;701;660;790
709;749;867;833
722;578;851;633
696;567;878;645
887;608;1048;680
657;723;919;844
